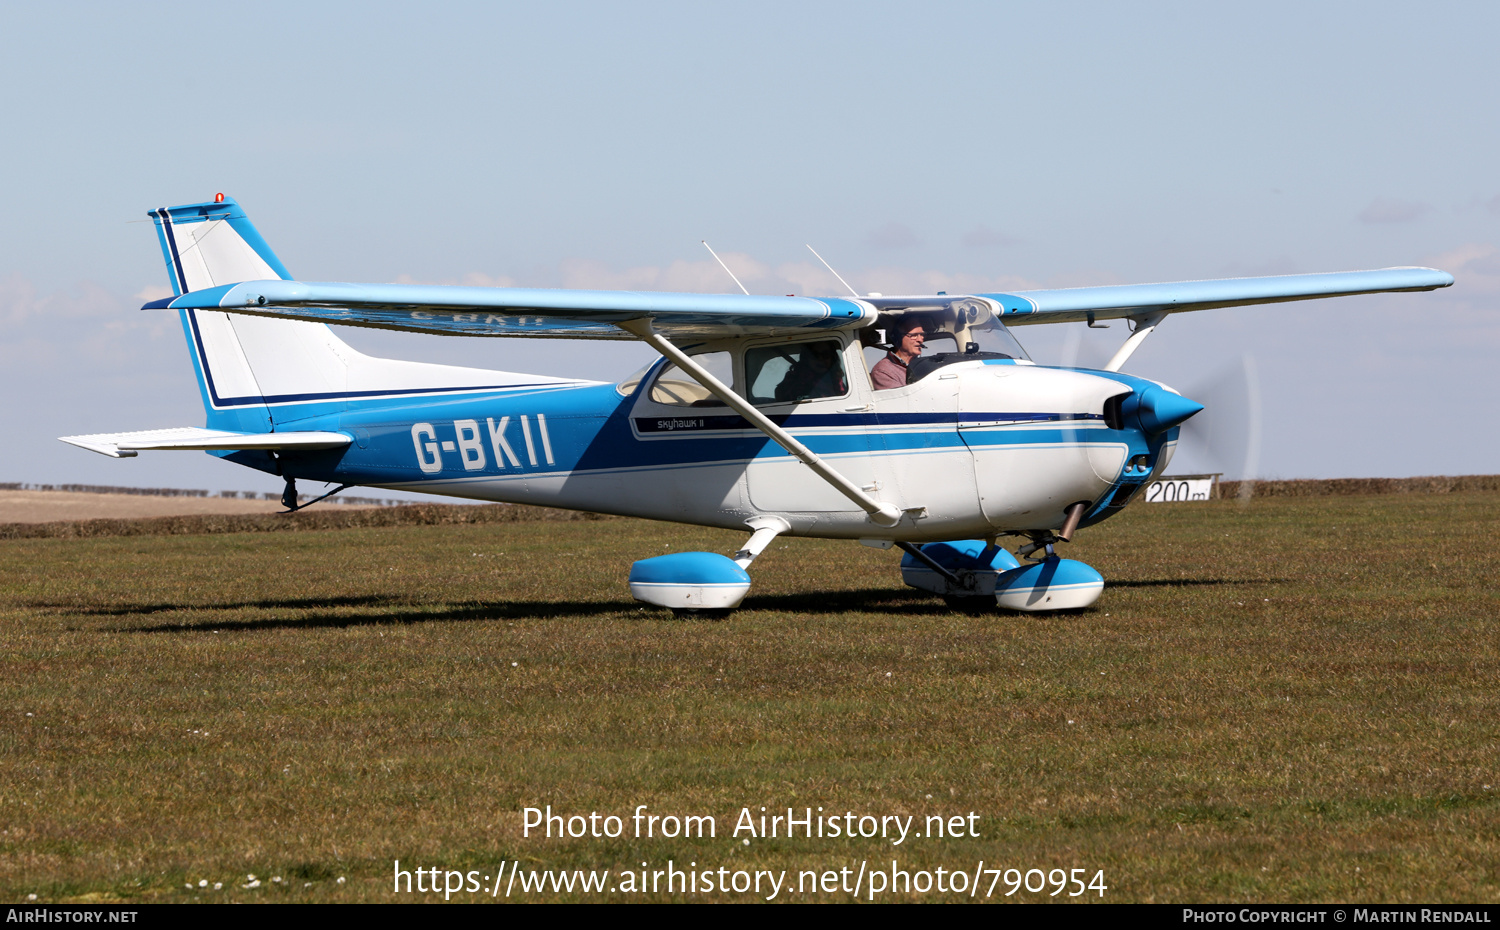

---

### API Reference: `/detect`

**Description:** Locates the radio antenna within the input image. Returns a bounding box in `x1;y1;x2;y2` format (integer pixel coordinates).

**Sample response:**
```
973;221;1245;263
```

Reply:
701;240;750;295
806;245;860;298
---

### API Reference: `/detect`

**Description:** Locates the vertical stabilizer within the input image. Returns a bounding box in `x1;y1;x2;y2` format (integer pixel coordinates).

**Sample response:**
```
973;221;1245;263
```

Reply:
148;195;584;439
150;196;355;431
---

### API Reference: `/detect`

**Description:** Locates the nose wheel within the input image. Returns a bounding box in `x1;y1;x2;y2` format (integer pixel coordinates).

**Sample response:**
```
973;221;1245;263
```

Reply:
900;533;1105;612
669;607;731;621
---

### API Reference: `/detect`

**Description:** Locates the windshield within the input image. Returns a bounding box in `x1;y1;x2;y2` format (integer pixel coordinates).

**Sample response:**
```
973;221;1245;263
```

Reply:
861;301;1031;373
968;316;1031;360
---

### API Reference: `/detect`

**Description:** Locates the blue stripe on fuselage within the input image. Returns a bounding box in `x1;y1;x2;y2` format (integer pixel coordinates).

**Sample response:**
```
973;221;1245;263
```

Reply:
263;380;1137;489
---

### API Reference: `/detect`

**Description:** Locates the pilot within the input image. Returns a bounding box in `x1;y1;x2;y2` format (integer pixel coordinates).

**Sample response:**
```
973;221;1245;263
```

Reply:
870;316;926;389
774;341;846;402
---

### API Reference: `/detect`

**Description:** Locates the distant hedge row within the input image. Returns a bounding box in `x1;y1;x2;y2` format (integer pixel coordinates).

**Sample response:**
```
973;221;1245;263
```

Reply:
1217;475;1500;499
4;476;1496;541
0;502;615;541
0;481;406;506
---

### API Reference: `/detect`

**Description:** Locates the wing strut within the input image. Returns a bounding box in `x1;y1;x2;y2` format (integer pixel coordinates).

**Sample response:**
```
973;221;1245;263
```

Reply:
616;319;902;527
1102;310;1169;372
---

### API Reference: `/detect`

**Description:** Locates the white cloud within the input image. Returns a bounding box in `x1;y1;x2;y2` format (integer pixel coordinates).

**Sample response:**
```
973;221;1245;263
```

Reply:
529;256;1040;298
392;272;518;288
1430;241;1500;274
0;274;128;325
0;275;208;487
134;284;174;303
1210;257;1305;278
761;260;840;297
1426;242;1500;302
1038;270;1128;289
556;256;767;293
1358;197;1431;224
858;267;1040;295
458;272;517;288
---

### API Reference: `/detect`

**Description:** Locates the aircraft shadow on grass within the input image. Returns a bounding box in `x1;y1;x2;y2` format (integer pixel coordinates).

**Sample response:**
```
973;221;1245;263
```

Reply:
63;581;1262;634
54;594;397;617
1103;578;1282;589
80;588;946;633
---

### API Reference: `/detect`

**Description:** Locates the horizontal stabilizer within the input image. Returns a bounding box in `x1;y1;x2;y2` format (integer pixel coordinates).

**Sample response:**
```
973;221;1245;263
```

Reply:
59;427;351;458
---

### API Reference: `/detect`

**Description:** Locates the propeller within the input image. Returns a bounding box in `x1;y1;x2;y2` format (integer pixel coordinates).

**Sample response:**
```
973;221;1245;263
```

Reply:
1174;354;1262;496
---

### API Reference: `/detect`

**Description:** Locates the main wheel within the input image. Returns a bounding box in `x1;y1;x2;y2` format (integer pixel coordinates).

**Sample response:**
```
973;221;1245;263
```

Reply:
670;607;732;621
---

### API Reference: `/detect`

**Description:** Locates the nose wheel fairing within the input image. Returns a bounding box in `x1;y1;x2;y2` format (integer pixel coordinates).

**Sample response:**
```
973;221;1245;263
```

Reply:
900;539;1021;597
991;556;1104;611
899;539;1104;612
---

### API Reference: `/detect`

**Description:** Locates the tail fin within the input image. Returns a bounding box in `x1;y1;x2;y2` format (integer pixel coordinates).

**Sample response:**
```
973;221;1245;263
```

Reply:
149;196;582;435
150;196;357;432
151;195;293;294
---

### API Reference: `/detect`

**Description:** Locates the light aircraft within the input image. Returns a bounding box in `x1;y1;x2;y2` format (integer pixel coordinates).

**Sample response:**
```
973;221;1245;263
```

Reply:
61;196;1452;614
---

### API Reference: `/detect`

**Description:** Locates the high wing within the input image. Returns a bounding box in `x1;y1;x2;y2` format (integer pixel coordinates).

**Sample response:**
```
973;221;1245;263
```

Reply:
143;280;874;340
981;267;1453;325
142;267;1451;339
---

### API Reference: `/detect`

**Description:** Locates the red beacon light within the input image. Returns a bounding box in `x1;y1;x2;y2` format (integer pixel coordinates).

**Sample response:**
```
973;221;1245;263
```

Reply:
213;193;224;203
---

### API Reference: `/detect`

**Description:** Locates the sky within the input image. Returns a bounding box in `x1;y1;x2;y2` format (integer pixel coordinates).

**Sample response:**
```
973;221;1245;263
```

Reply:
2;0;1496;497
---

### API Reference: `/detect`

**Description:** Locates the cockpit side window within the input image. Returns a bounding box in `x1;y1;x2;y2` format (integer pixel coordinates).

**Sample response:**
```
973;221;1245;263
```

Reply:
744;340;848;405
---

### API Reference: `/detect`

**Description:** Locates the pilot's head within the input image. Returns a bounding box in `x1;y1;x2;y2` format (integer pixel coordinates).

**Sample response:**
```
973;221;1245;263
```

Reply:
806;341;838;369
894;316;926;359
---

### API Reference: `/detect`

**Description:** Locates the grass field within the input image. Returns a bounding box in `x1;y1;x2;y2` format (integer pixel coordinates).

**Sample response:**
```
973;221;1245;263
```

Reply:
1;491;1496;903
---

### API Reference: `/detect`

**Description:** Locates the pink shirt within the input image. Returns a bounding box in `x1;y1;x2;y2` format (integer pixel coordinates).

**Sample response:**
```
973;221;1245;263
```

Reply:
870;352;908;390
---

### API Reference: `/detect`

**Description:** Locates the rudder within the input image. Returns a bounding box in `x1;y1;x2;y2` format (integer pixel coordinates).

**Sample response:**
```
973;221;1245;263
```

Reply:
149;195;354;432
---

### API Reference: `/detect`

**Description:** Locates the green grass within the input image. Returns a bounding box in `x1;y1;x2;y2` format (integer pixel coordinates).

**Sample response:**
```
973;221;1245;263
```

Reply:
1;492;1497;903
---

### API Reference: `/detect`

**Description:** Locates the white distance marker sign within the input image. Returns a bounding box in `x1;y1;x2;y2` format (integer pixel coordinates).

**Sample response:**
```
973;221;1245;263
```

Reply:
1141;476;1216;503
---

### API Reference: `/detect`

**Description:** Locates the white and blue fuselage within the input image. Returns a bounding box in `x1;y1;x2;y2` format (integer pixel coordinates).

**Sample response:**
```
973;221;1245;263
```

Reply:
211;340;1175;542
60;195;1451;612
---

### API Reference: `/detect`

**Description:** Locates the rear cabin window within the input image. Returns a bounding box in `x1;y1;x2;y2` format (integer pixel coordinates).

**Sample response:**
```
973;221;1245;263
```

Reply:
616;360;656;396
648;351;734;406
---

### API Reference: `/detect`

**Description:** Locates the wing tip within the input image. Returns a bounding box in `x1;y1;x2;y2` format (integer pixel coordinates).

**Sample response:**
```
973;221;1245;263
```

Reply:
58;435;136;458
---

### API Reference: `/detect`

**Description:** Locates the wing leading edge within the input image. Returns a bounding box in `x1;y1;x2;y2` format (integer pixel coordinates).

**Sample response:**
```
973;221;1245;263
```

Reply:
983;267;1453;325
143;281;874;340
141;267;1451;338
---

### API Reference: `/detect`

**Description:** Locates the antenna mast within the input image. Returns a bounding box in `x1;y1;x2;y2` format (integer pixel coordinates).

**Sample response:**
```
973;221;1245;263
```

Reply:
806;245;860;298
701;241;750;295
